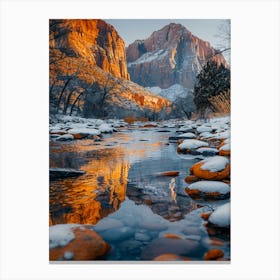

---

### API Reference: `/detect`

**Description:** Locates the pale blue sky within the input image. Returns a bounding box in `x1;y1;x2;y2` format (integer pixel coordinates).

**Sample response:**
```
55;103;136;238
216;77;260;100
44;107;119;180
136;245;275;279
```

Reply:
105;19;228;49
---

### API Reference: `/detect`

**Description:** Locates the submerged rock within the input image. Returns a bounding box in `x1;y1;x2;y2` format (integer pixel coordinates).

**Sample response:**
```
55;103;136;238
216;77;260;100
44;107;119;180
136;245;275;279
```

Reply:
153;254;192;261
141;237;203;260
49;168;85;180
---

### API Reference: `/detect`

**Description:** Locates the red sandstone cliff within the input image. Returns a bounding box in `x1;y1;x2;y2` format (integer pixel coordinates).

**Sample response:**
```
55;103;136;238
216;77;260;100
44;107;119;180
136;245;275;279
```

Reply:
127;23;228;89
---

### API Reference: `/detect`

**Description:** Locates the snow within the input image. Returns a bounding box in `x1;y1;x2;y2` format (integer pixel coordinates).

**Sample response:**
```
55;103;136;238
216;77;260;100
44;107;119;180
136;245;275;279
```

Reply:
56;134;74;141
219;143;230;151
146;84;189;102
98;123;114;133
196;147;218;154
213;130;230;140
197;126;212;133
200;156;229;172
223;138;230;144
128;49;167;66
179;132;196;139
49;224;84;249
198;132;215;139
67;128;101;136
208;203;230;227
178;139;209;150
187;181;230;194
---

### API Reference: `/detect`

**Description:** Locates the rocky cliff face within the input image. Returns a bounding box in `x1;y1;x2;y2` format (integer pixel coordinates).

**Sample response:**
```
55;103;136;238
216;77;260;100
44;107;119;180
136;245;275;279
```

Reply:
50;19;171;118
127;23;227;89
50;19;129;79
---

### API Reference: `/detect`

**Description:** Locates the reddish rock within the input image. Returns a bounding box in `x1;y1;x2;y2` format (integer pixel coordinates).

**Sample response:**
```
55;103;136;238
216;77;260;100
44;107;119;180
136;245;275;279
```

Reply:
163;233;182;239
184;175;199;183
158;171;180;177
50;227;110;261
219;150;230;157
190;161;230;180
204;249;224;260
127;23;227;89
200;212;211;221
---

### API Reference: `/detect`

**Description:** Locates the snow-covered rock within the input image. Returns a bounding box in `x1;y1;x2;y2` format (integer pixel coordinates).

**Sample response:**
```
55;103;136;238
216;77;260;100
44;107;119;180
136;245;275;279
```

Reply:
197;126;213;133
196;147;218;156
98;123;114;133
56;134;74;141
179;132;196;139
185;181;230;200
200;156;229;172
208;203;230;228
178;140;209;151
189;156;230;180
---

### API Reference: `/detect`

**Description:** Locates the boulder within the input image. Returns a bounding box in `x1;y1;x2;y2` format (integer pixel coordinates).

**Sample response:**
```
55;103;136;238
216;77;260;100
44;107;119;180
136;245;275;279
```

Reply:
56;134;74;141
49;168;85;180
141;237;203;260
204;249;224;260
49;224;110;261
185;181;230;200
190;156;230;180
208;203;230;228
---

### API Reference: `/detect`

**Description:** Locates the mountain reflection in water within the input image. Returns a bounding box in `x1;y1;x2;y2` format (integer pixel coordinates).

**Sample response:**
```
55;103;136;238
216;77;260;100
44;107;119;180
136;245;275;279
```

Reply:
49;129;199;226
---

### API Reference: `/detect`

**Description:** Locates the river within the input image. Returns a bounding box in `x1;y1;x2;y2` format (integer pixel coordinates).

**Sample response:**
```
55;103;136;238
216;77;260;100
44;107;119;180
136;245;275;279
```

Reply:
50;123;230;261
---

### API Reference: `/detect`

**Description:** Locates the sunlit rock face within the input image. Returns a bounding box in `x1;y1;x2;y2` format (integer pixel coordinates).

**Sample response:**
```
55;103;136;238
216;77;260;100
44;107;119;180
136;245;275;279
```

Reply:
127;23;227;89
50;19;171;117
50;19;129;79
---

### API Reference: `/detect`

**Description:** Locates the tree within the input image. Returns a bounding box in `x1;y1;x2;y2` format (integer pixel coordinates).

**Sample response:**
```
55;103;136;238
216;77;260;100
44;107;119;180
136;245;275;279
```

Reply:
193;60;230;118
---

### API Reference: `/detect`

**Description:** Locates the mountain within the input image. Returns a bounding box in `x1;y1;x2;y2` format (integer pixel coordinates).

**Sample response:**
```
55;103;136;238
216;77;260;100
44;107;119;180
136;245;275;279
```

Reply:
49;19;171;119
126;23;227;97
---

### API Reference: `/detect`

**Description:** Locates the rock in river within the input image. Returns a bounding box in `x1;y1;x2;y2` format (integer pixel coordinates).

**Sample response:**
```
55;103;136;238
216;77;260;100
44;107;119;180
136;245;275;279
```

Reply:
141;237;203;260
190;156;230;180
49;224;110;261
49;168;85;180
185;181;230;200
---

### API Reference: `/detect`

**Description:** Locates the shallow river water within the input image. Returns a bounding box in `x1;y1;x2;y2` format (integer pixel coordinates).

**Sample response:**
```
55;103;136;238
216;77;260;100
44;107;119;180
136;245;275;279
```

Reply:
50;124;230;261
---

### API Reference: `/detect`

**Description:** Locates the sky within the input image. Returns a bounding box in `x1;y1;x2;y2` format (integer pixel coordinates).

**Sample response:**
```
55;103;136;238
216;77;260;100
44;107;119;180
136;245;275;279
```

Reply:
105;19;229;49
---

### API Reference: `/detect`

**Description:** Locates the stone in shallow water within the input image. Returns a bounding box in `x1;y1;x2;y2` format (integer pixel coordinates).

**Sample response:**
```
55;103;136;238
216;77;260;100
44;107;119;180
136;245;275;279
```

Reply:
55;134;74;141
204;249;224;260
49;168;85;180
141;237;203;260
49;226;110;261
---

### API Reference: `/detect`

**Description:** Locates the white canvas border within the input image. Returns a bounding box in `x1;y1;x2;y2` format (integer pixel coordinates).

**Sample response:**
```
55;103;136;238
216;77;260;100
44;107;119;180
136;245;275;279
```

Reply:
0;0;279;279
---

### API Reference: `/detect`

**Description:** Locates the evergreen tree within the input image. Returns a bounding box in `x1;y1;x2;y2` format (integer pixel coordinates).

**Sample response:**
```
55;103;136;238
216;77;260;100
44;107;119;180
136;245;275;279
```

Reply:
193;60;230;117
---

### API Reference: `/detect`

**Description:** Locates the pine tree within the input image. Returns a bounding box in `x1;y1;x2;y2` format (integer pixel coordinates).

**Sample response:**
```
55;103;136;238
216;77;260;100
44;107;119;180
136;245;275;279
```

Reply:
193;60;230;117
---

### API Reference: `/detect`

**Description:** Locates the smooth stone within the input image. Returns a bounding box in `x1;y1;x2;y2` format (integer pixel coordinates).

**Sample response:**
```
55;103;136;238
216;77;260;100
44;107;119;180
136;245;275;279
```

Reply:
49;168;85;180
56;134;74;141
49;227;110;261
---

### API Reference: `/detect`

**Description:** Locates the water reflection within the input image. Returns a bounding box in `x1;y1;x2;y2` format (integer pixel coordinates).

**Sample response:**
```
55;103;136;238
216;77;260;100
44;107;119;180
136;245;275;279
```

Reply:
50;145;130;225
